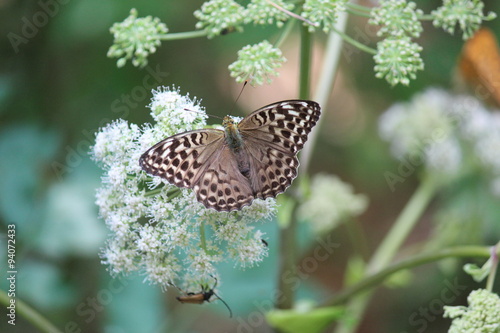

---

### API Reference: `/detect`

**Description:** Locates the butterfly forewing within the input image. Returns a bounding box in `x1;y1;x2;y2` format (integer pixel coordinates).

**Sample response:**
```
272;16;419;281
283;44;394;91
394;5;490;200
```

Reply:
238;100;321;154
237;100;320;199
139;129;225;188
139;100;321;212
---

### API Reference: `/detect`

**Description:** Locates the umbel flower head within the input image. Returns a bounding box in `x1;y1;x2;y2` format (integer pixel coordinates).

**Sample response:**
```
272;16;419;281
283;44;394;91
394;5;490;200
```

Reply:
373;36;424;86
107;9;168;68
432;0;497;40
245;0;295;27
194;0;246;38
298;174;368;234
229;40;286;86
443;289;500;333
301;0;348;33
369;0;423;38
379;88;500;193
91;86;275;290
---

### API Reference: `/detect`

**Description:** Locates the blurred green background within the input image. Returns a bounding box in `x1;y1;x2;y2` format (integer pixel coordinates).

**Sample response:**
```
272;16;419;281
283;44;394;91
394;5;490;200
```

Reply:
1;1;499;332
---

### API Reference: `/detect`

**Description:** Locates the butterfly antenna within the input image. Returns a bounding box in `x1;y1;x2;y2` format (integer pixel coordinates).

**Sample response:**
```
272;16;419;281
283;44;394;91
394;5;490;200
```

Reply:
265;0;319;27
183;107;223;121
228;80;248;115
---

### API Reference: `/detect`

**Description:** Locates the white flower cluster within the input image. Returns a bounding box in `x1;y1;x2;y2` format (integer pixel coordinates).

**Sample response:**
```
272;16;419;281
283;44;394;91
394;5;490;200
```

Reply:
298;174;368;234
107;9;168;68
370;0;423;38
379;88;500;193
91;86;275;290
245;0;295;27
444;289;500;333
229;40;286;86
194;0;246;38
432;0;496;40
302;0;348;33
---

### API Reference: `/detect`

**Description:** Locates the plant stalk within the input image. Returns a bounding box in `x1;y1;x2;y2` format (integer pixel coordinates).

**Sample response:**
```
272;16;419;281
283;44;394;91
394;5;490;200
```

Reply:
0;289;63;333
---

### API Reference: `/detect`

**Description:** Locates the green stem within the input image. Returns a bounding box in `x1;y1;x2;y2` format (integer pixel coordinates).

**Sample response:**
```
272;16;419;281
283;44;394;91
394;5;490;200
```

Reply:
274;18;296;49
485;241;499;292
347;2;371;13
325;246;493;306
0;289;63;333
300;10;348;173
200;221;207;252
144;187;181;198
276;202;300;309
335;175;438;333
298;25;312;99
367;175;437;274
346;8;371;18
276;24;313;312
418;14;434;21
331;26;377;55
159;30;207;41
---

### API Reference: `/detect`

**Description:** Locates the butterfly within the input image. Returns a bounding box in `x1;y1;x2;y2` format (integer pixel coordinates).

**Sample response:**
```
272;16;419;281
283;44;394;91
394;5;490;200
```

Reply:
139;100;321;212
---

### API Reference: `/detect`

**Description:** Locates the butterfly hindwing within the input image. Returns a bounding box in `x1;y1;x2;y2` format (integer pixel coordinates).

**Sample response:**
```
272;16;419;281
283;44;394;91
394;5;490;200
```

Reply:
193;146;254;211
241;137;299;199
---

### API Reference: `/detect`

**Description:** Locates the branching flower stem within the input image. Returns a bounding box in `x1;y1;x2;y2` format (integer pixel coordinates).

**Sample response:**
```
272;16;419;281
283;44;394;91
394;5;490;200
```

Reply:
159;30;208;41
335;174;439;333
486;242;499;292
325;245;496;306
331;25;377;55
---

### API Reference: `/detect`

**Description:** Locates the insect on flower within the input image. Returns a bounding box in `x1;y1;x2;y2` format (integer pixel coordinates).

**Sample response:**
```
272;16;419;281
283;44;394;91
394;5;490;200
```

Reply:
176;277;233;318
140;100;321;211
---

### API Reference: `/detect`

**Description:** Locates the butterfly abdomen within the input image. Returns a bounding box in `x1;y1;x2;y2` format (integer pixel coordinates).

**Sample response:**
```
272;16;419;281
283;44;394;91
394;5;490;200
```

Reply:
223;117;252;179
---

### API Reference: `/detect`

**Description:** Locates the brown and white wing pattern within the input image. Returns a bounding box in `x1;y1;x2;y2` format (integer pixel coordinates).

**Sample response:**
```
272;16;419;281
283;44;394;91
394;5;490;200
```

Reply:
139;129;225;189
238;100;321;197
192;146;254;211
238;100;321;155
140;100;321;212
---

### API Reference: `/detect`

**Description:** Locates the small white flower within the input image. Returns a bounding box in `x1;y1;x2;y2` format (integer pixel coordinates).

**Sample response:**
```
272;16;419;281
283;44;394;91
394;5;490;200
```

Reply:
475;129;500;173
425;137;462;174
144;254;181;286
101;237;138;275
298;174;368;234
379;88;455;159
148;86;207;134
232;233;268;268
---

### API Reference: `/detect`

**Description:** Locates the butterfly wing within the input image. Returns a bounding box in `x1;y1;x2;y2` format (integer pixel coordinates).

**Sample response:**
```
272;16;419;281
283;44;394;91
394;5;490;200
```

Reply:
238;100;321;197
139;129;226;188
139;129;254;212
193;146;254;211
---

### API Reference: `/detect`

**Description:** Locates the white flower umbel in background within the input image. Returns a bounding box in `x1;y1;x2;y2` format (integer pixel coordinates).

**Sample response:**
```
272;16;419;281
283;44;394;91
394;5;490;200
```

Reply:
379;88;500;194
298;174;368;234
91;86;275;291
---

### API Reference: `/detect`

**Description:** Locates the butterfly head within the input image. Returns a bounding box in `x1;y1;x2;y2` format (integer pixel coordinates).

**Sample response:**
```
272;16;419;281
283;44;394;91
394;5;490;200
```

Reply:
222;116;237;128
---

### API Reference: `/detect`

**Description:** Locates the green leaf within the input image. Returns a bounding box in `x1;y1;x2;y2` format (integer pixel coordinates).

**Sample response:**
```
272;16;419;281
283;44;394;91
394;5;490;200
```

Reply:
266;306;345;333
463;261;491;283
